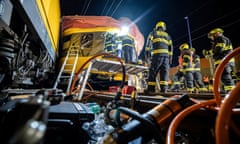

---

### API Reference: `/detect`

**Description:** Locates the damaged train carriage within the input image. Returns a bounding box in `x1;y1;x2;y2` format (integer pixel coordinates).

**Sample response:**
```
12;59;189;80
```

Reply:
57;16;145;92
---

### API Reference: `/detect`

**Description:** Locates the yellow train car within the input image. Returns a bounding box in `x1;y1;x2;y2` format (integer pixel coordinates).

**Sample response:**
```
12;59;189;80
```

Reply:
36;0;61;54
60;16;144;71
57;16;146;91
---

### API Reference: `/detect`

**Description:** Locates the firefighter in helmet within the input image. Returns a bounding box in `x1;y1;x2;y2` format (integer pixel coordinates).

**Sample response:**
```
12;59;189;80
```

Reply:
117;18;138;64
190;48;208;92
145;21;173;93
170;55;185;92
104;32;117;55
179;43;194;92
206;28;235;92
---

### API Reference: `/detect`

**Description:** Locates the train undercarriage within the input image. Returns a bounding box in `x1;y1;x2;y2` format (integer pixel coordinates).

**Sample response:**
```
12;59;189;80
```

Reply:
0;0;58;90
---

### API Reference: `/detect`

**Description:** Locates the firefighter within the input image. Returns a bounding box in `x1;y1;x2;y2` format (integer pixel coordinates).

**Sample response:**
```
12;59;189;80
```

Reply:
117;17;138;64
104;32;117;55
179;43;194;92
145;21;173;93
170;57;185;92
190;48;208;92
117;34;138;64
206;28;235;92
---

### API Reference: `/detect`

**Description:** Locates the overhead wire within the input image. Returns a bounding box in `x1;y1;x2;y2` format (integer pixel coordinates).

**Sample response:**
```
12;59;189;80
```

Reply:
183;16;240;46
192;8;240;34
169;1;210;39
169;1;212;49
173;5;240;45
105;0;116;16
169;1;240;65
110;0;124;17
186;1;210;17
190;7;240;40
223;17;240;28
173;18;240;52
80;0;88;15
100;0;110;16
83;0;92;15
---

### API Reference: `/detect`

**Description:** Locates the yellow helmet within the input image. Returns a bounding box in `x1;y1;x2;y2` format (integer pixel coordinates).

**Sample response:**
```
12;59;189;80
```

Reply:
179;43;189;51
190;47;195;52
208;28;224;37
155;21;166;31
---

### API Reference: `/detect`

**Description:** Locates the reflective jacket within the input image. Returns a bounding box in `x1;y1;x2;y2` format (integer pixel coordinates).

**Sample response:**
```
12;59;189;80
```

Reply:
145;28;173;60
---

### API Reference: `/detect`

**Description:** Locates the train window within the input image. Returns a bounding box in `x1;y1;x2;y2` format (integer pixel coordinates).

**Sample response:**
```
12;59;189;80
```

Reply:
80;33;93;49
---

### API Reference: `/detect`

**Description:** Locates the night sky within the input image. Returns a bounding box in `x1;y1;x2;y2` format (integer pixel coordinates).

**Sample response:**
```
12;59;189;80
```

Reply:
60;0;240;66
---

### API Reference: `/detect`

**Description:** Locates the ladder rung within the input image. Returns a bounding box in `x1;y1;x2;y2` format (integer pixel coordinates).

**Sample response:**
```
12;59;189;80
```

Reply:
63;69;73;72
65;64;74;66
69;54;78;56
70;49;78;51
60;76;71;78
69;51;78;53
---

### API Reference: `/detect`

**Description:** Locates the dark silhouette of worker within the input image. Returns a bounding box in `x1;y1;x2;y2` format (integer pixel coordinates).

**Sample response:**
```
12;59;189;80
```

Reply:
205;28;235;92
117;34;138;64
145;21;173;93
116;17;138;64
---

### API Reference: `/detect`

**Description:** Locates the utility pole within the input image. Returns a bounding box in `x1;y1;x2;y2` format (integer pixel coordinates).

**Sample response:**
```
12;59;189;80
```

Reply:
184;16;192;48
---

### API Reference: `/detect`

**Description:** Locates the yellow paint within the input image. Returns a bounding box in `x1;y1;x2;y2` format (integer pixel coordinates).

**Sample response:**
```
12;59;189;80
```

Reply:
36;0;61;52
63;27;120;36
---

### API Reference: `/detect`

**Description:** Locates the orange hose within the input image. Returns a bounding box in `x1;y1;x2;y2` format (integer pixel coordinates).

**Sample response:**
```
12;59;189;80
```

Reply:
229;120;240;139
213;47;240;106
213;47;240;143
166;99;216;144
215;82;240;144
166;47;240;144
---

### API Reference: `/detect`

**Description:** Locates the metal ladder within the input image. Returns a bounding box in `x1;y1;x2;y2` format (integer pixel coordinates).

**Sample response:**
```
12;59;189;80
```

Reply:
53;46;79;93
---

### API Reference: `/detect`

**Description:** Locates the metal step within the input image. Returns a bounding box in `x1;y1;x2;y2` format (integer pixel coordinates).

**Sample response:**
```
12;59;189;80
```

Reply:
91;58;148;75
